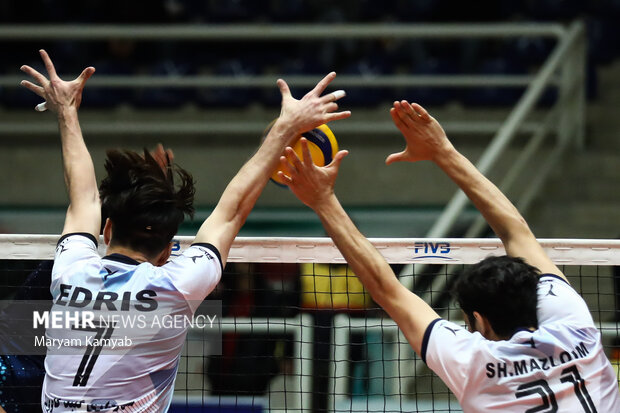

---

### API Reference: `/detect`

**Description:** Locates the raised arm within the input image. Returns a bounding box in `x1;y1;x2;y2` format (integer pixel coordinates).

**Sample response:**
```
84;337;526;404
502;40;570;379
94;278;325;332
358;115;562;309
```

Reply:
20;50;99;238
387;100;564;280
277;139;440;356
194;72;351;265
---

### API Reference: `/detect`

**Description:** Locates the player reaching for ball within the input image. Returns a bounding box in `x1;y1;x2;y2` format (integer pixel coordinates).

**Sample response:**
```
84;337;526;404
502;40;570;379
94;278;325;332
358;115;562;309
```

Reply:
278;100;620;412
19;49;350;412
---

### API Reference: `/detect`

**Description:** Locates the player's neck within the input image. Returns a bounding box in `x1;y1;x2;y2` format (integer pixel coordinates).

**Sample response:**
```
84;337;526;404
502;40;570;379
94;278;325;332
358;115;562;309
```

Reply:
486;330;504;341
105;245;150;264
492;326;536;341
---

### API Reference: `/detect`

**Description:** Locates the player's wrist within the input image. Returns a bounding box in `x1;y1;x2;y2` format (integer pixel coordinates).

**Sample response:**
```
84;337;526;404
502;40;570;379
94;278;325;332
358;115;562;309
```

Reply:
266;118;299;145
311;192;339;215
430;144;459;167
274;111;320;140
56;105;79;120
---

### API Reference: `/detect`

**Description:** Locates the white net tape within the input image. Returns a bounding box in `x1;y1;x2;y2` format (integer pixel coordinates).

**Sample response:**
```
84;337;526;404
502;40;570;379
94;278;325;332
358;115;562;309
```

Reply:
1;234;620;265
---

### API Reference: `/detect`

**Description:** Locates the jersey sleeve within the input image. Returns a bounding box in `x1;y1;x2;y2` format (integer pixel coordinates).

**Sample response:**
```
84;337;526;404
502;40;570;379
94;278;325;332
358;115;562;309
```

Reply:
536;274;595;328
162;243;223;303
52;233;100;283
422;318;479;401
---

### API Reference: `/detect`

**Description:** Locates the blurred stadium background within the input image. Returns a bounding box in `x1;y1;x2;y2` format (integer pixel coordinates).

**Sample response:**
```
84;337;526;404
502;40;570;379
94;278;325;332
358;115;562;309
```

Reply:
0;0;618;239
1;1;620;412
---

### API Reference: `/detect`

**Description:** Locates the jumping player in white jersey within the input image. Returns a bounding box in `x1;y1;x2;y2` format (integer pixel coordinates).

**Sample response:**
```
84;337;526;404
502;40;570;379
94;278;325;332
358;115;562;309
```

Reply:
20;49;350;412
277;100;620;412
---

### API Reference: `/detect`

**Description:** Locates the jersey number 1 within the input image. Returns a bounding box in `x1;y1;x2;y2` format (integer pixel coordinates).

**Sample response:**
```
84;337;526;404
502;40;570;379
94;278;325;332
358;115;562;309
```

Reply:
515;365;597;413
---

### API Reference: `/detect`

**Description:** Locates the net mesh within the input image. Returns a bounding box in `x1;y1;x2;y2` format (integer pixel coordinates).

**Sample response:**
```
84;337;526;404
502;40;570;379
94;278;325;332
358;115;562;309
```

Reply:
0;235;619;412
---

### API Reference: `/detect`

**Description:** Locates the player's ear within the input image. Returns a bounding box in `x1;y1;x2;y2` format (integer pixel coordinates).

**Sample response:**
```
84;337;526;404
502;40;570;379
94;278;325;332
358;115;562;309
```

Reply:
462;310;475;332
103;218;113;246
473;312;502;340
155;242;173;267
472;311;493;339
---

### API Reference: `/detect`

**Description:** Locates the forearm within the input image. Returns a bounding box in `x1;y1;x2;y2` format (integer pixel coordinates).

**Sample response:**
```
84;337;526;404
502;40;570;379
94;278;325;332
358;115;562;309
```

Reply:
313;195;396;306
313;194;440;354
434;148;532;248
57;107;99;204
226;121;296;220
195;120;297;246
57;107;100;236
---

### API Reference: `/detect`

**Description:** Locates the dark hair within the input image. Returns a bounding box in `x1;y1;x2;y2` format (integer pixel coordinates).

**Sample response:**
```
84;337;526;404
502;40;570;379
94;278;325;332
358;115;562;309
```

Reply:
452;255;540;338
99;149;195;259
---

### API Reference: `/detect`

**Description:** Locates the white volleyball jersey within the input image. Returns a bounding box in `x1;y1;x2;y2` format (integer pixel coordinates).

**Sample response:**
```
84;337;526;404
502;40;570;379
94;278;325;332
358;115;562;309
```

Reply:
42;233;222;412
422;274;620;412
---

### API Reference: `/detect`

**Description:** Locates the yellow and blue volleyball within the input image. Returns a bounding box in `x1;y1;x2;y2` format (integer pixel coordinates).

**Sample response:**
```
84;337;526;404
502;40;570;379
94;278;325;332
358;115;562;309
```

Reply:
263;121;338;186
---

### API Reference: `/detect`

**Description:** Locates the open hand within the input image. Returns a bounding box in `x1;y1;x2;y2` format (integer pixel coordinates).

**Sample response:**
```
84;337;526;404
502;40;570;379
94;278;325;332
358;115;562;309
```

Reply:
276;72;351;137
20;49;95;113
386;100;453;165
277;138;348;210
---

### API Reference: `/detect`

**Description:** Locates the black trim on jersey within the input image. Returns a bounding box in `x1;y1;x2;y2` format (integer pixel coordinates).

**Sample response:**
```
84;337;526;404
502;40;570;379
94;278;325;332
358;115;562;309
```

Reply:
102;253;141;266
539;273;570;285
191;243;223;273
57;232;98;247
421;317;442;364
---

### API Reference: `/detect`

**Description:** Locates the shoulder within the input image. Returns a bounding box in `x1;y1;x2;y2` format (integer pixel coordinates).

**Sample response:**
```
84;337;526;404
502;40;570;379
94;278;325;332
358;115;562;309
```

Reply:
537;273;570;287
172;243;223;272
536;274;570;303
54;232;100;267
56;232;98;250
422;319;479;363
160;243;223;303
52;233;102;291
423;319;492;401
536;273;595;329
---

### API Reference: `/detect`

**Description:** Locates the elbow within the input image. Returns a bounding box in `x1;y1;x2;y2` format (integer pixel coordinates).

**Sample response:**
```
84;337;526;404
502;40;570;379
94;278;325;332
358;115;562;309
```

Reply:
85;189;101;206
229;207;249;235
511;215;530;233
495;214;533;243
68;189;101;211
91;190;101;204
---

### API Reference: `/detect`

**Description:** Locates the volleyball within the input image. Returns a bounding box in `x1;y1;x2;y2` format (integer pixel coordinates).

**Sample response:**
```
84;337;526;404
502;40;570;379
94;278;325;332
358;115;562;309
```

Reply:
264;121;338;186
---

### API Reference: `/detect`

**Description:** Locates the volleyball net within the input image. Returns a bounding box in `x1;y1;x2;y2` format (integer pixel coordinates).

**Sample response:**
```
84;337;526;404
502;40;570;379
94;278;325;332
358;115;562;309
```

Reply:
1;235;619;412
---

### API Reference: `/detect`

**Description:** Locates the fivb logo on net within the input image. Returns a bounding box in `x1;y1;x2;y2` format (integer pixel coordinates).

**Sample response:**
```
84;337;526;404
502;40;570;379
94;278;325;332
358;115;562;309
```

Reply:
412;241;453;261
171;239;183;256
